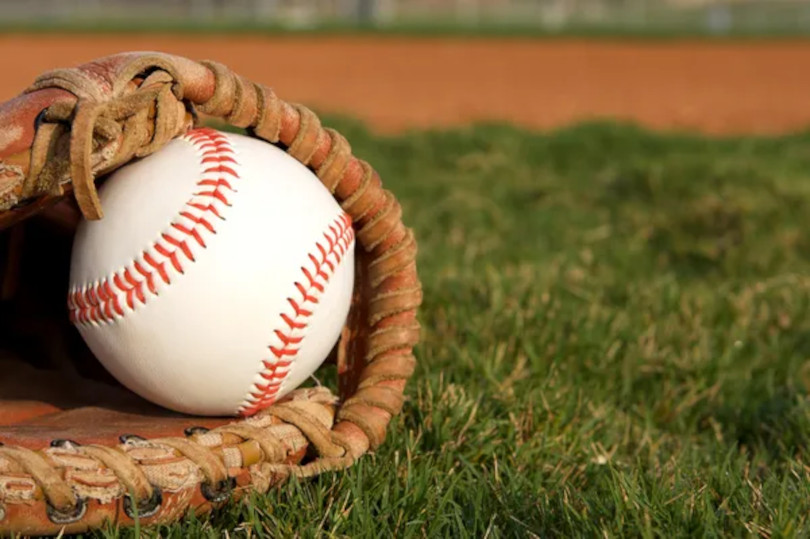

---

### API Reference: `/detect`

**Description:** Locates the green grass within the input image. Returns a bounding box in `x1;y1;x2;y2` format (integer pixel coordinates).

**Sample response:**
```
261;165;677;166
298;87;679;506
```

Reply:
2;17;810;40
4;0;810;38
103;119;810;537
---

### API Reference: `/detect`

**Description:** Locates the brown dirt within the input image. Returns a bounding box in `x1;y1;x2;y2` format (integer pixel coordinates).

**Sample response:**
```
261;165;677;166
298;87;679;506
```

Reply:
2;34;810;135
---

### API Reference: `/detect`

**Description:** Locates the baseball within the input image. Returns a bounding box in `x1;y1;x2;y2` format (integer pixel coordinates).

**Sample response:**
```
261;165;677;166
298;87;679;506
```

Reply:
67;128;355;417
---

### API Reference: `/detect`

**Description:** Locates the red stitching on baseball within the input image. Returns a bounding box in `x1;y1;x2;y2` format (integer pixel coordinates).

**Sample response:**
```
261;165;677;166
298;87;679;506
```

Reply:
239;212;354;416
68;128;237;325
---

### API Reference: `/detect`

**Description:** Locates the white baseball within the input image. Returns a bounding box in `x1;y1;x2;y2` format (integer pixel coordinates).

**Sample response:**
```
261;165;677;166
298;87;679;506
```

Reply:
68;128;355;417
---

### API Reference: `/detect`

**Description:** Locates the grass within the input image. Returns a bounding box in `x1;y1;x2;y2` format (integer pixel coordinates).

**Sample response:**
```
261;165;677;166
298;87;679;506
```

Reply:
94;119;810;537
2;17;810;40
4;0;810;39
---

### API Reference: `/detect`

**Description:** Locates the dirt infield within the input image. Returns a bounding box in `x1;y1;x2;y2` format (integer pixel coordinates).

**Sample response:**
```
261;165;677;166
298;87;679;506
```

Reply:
2;34;810;135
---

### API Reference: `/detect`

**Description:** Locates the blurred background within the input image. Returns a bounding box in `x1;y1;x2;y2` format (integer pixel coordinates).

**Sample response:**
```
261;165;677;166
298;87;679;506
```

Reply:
2;0;810;136
1;0;809;35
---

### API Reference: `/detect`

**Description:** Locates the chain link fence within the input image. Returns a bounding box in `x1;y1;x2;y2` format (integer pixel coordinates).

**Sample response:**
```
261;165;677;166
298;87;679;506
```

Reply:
1;0;809;34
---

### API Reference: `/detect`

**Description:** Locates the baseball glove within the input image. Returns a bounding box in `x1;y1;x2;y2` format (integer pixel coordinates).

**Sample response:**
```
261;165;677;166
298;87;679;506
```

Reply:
0;52;421;536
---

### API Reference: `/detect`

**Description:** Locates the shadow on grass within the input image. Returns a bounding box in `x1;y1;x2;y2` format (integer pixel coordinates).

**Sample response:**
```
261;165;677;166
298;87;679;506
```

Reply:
707;389;810;461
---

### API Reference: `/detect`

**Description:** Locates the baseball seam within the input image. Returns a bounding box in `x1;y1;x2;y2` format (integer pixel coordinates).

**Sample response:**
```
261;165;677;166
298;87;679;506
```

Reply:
68;128;238;325
238;213;354;416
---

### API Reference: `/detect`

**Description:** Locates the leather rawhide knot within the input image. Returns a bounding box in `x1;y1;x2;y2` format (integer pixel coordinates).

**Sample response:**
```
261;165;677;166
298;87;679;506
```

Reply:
69;98;107;219
263;402;347;459
215;424;286;463
0;446;78;514
156;437;230;487
79;444;155;507
24;73;191;220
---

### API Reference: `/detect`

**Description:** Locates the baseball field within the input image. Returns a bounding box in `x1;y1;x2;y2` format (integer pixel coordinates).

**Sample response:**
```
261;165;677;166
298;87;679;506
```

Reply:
4;33;810;536
3;35;810;135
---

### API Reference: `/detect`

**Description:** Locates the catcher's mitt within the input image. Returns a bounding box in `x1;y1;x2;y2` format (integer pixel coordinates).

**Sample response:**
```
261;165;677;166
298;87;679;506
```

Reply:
0;52;421;536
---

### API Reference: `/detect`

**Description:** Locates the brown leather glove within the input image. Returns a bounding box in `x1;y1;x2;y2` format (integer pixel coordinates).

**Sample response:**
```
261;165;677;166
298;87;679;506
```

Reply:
0;52;421;536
